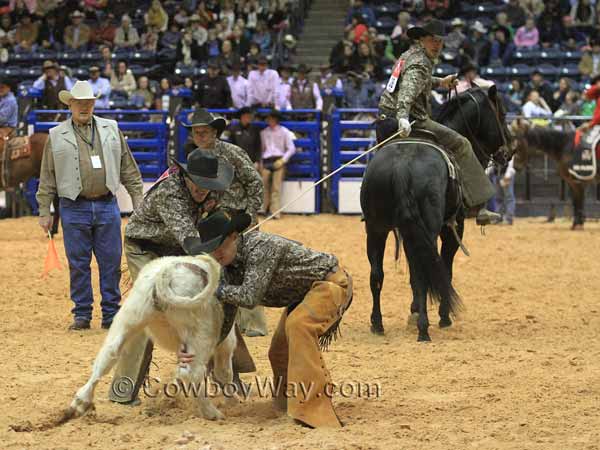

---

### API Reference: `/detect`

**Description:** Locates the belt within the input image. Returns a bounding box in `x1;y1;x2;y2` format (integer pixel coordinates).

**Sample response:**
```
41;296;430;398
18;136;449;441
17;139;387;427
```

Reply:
76;192;114;201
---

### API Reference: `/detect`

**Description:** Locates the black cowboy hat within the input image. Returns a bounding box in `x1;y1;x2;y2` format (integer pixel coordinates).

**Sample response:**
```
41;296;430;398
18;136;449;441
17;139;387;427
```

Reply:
296;63;312;74
265;109;283;122
257;55;269;65
172;150;234;191
238;106;254;117
183;210;252;255
0;78;12;88
459;62;479;76
183;108;227;134
207;59;220;69
407;19;447;40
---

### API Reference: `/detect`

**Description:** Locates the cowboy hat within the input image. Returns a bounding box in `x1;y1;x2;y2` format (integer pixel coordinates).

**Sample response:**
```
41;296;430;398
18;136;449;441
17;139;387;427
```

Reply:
265;109;283;122
172;150;234;192
471;21;488;34
42;60;58;70
451;18;465;27
407;19;447;40
183;210;252;255
296;63;311;74
283;34;296;48
238;106;254;117
70;10;84;18
183;108;227;134
58;80;100;105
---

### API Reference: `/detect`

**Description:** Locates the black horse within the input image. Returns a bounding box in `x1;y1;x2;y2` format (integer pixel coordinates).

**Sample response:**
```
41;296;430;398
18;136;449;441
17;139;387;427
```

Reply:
361;86;512;341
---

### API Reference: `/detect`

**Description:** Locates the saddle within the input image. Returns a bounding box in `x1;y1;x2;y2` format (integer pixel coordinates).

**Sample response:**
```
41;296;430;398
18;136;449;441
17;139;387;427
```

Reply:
570;128;599;181
1;136;32;188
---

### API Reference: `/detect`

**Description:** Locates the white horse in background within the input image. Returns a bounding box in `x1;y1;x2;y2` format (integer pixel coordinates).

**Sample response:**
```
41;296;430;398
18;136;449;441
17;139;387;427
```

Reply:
66;254;237;421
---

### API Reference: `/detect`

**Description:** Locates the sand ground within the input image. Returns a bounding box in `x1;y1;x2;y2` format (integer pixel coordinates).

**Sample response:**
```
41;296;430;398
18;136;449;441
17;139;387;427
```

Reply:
0;215;599;450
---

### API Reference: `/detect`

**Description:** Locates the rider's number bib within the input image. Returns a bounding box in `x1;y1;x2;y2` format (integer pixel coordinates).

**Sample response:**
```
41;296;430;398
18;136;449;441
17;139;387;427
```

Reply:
386;59;405;93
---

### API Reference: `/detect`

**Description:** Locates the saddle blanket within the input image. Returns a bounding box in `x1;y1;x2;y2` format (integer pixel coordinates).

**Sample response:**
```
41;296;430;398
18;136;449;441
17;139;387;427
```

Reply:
6;137;31;161
570;128;599;181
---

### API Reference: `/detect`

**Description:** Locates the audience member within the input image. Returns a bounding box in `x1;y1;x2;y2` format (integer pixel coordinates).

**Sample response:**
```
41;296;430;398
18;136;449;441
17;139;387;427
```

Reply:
247;55;279;108
92;13;116;48
345;0;375;27
33;60;74;110
114;14;140;49
194;60;231;108
522;90;553;117
14;13;38;52
145;0;168;32
38;12;63;51
466;21;491;67
579;38;600;79
514;17;539;49
276;64;293;110
505;0;527;28
551;77;573;112
570;0;595;27
228;106;262;166
64;10;91;50
110;59;137;97
87;65;111;109
523;70;554;107
131;76;155;109
227;61;249;109
290;64;323;111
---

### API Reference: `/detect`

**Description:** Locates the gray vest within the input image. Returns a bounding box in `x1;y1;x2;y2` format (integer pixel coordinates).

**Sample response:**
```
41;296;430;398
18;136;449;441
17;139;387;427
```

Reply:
49;115;122;200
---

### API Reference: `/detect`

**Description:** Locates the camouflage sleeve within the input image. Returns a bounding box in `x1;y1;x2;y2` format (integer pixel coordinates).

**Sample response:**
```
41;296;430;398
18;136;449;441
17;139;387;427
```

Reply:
227;144;263;217
395;64;429;121
154;181;199;246
216;240;285;309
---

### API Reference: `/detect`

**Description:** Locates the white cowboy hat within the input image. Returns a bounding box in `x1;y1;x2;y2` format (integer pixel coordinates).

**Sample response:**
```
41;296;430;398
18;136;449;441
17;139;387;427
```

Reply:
59;80;100;105
472;21;488;34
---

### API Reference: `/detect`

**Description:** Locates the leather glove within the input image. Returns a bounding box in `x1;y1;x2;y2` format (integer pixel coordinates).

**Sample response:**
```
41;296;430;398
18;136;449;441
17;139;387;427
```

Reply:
273;158;285;170
397;118;411;137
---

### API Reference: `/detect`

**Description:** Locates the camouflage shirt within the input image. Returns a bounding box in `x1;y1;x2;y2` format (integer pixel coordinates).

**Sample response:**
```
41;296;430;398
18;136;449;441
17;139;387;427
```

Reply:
205;140;263;221
216;231;339;309
379;42;443;122
125;172;201;253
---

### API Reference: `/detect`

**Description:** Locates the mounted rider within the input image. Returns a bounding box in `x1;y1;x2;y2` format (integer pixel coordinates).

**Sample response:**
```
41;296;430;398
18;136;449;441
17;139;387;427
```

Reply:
376;19;500;226
0;78;17;140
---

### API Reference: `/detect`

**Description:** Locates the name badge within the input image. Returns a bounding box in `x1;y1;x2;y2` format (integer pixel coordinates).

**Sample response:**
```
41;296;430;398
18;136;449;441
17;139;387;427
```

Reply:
91;155;102;169
386;59;405;93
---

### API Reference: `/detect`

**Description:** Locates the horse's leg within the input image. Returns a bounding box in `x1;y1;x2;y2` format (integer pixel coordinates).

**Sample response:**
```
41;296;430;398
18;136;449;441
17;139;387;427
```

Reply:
439;219;463;328
570;183;585;230
402;239;430;342
50;194;60;236
367;227;388;335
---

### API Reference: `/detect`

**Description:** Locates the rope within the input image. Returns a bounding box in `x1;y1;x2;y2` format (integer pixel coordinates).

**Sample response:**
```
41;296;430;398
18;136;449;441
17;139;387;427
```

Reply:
244;126;407;234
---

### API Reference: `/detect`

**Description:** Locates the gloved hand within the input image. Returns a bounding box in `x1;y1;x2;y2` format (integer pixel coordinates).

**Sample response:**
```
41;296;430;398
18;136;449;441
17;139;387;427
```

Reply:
273;158;285;170
440;73;458;89
398;118;411;137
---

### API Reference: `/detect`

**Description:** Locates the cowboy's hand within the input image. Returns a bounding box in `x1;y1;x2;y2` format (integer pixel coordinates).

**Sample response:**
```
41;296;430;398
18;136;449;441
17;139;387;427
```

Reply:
579;121;592;131
39;216;52;233
440;74;458;89
273;158;285;170
398;118;411;137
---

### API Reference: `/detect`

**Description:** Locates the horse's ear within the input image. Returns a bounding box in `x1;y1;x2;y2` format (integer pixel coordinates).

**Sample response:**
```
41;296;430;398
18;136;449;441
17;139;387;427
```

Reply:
487;84;497;101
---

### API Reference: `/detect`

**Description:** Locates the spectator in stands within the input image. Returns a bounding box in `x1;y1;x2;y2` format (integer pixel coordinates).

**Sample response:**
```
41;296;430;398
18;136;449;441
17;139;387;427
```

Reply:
246;42;261;67
554;90;581;122
281;33;298;65
36;0;62;17
570;0;595;27
514;17;540;49
14;13;38;52
505;0;527;28
220;0;235;33
87;65;111;109
522;90;553;117
524;70;554;107
490;24;514;66
230;24;250;57
9;0;36;16
141;25;160;52
330;39;354;73
227;61;248;109
243;0;259;32
400;0;425;16
551;77;573;112
538;11;562;46
0;15;13;48
343;71;374;108
446;18;467;51
110;59;137;97
426;0;453;19
217;39;239;72
188;14;208;47
197;1;217;28
228;106;261;167
64;10;90;51
318;63;343;114
276;64;293;110
252;20;271;53
38;12;63;51
466;21;491;67
93;13;116;48
495;12;514;37
154;76;170;110
0;78;17;139
114;14;140;49
107;0;133;20
160;22;181;51
506;79;525;113
145;0;168;32
60;65;76;89
173;5;189;27
345;0;375;28
347;14;368;45
560;15;587;47
195;59;231;108
206;27;221;58
131;76;155;109
177;29;205;66
290;64;323;111
247;55;279;108
260;109;295;220
352;42;380;75
455;63;494;95
100;45;114;78
520;0;545;19
33;60;74;110
579;38;600;79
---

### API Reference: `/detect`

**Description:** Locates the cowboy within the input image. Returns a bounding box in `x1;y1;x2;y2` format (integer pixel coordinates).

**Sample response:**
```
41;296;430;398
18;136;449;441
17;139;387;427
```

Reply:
290;64;323;110
184;108;267;337
33;60;74;111
226;60;249;109
87;66;111;110
227;106;262;167
36;81;143;330
181;210;353;428
0;78;17;140
377;19;500;226
108;150;247;404
276;64;293;110
247;55;280;108
260;109;296;220
195;59;232;109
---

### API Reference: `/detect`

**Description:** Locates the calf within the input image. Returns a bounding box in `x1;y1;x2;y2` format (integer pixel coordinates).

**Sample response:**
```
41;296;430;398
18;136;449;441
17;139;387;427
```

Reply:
66;254;237;421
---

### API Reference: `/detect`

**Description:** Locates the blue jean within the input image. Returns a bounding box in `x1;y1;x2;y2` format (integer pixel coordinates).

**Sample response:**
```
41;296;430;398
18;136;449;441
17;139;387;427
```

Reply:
59;196;122;323
496;178;516;223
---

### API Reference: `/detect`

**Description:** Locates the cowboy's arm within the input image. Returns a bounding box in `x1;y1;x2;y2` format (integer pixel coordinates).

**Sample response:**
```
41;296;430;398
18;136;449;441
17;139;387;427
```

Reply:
155;183;200;246
99;78;111;98
312;82;323;110
0;97;17;126
228;145;264;217
118;130;143;209
36;137;57;217
216;243;284;309
431;76;443;88
395;64;428;121
282;128;296;163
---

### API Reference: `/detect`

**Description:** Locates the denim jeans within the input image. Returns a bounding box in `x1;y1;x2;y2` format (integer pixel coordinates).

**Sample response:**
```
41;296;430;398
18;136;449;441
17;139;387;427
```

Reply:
59;196;122;323
496;178;516;223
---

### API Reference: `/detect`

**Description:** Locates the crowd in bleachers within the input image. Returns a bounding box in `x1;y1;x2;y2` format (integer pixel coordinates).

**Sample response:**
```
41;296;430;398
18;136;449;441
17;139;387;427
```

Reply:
330;0;600;120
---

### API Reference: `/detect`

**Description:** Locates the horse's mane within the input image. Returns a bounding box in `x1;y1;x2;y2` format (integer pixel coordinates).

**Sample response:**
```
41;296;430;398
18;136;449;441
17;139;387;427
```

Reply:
525;126;572;158
435;88;485;123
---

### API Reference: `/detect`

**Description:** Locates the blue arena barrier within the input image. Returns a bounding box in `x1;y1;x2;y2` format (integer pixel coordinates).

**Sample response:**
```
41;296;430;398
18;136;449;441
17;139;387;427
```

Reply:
177;108;322;213
27;109;169;182
330;108;378;213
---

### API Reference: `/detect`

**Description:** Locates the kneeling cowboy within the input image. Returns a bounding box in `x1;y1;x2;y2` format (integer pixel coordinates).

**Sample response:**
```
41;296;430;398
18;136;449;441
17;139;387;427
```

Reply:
182;210;353;428
376;19;500;226
109;150;255;404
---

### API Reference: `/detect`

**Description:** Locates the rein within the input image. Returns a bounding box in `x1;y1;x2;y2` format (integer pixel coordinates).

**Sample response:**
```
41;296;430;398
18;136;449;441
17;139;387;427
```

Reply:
453;87;510;166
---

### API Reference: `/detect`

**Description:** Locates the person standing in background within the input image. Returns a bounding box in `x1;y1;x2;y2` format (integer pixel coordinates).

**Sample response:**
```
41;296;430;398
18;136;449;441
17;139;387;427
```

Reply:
227;106;262;169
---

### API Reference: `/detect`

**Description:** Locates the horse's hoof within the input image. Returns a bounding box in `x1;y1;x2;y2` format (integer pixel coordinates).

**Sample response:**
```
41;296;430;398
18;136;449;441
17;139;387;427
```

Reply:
370;323;385;335
417;335;431;342
406;312;419;329
439;318;452;328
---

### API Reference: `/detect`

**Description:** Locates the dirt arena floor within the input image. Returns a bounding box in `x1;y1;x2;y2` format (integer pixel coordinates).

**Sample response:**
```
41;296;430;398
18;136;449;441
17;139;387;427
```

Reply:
1;215;599;450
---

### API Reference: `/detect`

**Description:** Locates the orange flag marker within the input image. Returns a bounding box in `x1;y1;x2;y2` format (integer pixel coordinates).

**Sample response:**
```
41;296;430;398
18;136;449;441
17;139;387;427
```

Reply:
42;231;62;278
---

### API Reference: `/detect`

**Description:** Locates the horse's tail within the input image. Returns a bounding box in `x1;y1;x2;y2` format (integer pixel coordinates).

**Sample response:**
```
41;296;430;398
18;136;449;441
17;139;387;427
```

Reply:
392;165;462;316
393;227;402;264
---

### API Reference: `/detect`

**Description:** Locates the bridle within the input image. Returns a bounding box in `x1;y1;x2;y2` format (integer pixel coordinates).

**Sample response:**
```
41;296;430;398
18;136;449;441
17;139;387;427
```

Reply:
452;87;512;166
